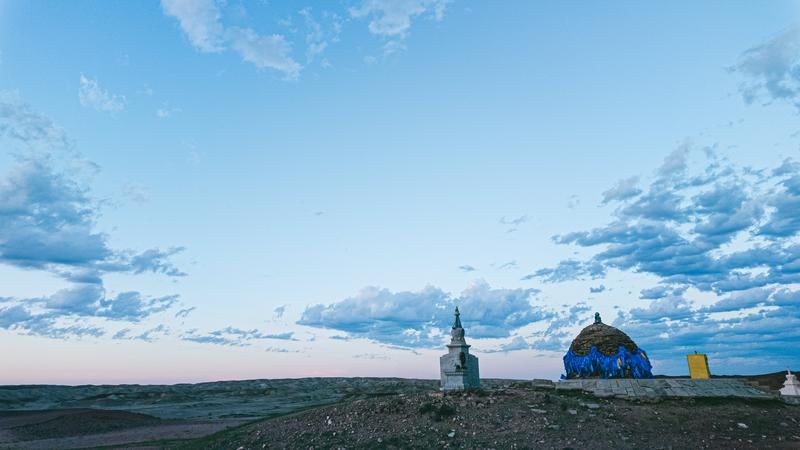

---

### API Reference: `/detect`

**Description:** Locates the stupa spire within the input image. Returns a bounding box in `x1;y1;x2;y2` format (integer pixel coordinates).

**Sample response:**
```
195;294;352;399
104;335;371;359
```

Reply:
452;306;463;329
450;307;465;343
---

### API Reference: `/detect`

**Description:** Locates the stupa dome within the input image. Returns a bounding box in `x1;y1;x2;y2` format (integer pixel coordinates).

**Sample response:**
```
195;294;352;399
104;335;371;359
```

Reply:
563;313;653;379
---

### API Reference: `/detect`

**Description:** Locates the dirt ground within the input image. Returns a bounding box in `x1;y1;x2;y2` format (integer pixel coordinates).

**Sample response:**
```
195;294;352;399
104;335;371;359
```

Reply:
186;383;800;450
0;409;245;450
1;377;798;449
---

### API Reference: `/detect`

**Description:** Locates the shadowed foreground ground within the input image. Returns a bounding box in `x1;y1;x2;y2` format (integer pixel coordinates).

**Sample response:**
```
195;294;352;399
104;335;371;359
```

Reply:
0;378;437;449
0;409;241;450
183;382;800;450
0;377;797;449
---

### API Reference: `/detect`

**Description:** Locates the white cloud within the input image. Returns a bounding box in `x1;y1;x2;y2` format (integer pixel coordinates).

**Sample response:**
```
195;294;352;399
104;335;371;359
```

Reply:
297;8;342;65
382;39;406;56
350;0;450;58
156;105;182;118
160;0;301;77
350;0;448;37
122;183;151;204
160;0;225;53
732;27;800;109
139;85;154;96
0;91;69;150
0;95;188;340
298;281;549;347
226;27;301;78
78;75;125;112
299;8;326;63
601;176;641;204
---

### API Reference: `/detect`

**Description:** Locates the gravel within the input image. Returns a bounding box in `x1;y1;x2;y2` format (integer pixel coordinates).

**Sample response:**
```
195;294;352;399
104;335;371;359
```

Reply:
186;384;800;449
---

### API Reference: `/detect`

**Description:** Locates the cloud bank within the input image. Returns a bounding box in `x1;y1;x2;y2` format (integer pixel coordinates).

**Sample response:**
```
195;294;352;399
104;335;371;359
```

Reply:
0;94;185;339
182;326;296;347
529;146;800;372
161;0;449;72
298;281;549;348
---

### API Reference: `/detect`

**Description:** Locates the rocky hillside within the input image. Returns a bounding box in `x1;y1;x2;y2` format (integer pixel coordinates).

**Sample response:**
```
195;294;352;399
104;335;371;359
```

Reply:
184;381;800;449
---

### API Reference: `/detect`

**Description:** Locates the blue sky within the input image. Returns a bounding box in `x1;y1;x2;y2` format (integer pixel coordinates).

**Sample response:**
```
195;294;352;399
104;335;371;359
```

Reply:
1;0;800;383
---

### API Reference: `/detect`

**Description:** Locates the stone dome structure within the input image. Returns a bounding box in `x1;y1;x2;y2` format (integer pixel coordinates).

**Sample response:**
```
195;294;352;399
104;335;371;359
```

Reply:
569;319;637;356
563;313;653;379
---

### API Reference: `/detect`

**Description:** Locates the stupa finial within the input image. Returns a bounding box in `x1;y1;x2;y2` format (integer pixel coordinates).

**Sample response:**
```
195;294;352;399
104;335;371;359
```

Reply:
452;307;463;329
450;307;465;343
594;312;602;324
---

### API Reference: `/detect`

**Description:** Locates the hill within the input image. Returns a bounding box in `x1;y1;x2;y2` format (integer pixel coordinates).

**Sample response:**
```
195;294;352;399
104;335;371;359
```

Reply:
185;380;800;449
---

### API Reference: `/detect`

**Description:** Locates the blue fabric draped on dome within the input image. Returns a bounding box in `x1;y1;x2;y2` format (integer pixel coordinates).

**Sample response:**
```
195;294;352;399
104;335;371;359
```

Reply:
563;345;653;379
562;313;654;379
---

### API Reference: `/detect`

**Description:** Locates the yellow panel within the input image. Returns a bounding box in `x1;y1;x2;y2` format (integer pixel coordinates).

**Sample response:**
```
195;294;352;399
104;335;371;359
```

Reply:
687;353;710;379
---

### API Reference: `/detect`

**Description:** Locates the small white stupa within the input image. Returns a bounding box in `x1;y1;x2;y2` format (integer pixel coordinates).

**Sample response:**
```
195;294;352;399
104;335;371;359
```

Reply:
780;369;800;397
439;307;480;391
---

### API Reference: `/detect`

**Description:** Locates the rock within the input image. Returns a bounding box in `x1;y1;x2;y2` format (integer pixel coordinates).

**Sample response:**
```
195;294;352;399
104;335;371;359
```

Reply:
568;409;578;415
447;430;456;438
528;408;548;414
737;423;749;429
532;379;556;390
583;403;601;410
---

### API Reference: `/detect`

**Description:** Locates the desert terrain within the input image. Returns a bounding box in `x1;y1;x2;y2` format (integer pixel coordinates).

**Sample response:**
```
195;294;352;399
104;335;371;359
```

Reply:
0;375;797;449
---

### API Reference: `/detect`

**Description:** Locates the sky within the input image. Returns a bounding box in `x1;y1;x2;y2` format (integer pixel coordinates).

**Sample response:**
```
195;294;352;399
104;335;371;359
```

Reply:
1;0;800;384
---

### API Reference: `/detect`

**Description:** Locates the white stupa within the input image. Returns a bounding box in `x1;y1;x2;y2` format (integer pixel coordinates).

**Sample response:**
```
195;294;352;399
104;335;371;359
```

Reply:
780;370;800;397
439;307;480;391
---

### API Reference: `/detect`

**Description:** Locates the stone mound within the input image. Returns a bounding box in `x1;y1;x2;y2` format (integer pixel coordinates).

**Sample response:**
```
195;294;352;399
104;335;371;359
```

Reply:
569;322;638;356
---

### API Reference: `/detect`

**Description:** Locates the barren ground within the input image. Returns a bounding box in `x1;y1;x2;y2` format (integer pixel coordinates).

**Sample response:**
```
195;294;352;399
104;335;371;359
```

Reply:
182;381;800;450
0;376;797;449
